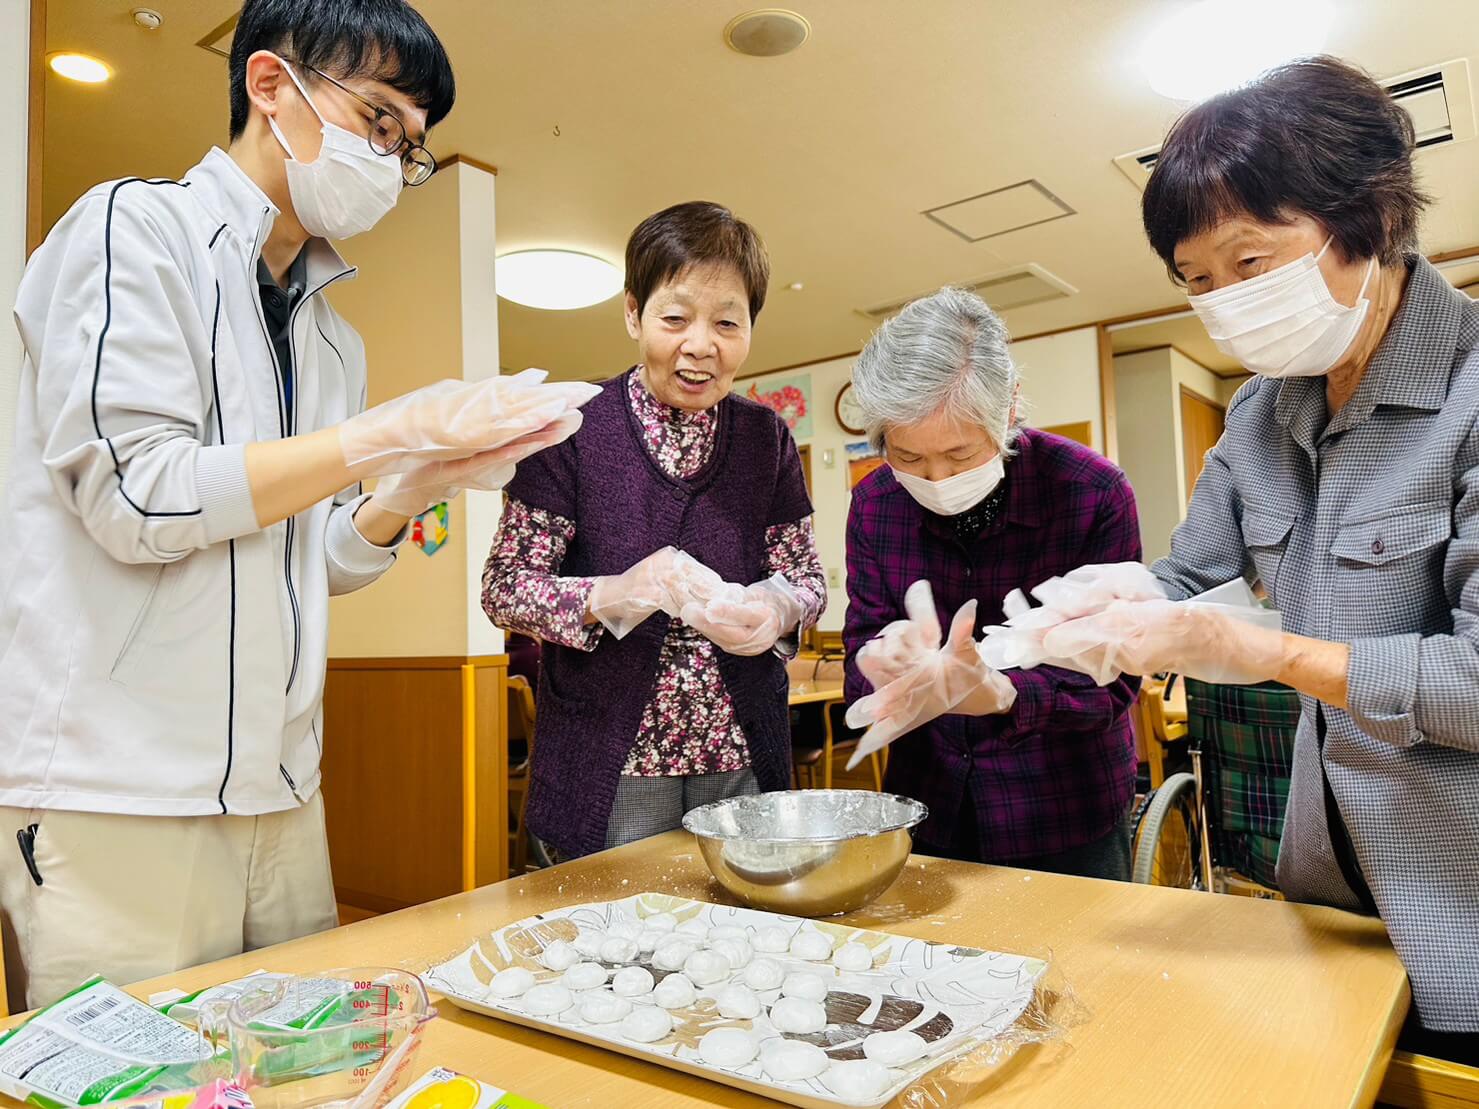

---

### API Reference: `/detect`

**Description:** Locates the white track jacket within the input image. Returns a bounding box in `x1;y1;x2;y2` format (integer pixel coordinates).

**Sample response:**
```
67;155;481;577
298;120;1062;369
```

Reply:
0;148;399;816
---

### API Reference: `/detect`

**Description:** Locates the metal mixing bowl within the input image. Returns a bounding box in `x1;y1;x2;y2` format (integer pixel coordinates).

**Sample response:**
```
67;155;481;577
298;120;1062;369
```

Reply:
682;790;928;917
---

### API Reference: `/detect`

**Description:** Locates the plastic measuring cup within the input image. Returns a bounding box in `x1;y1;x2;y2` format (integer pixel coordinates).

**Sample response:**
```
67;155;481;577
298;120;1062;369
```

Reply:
209;968;435;1109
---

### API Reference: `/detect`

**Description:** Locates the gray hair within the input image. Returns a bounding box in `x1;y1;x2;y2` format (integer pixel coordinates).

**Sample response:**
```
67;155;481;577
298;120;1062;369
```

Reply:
851;286;1020;455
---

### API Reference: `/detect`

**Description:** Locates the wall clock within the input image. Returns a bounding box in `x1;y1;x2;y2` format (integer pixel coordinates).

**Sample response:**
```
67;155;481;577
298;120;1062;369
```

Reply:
835;381;866;436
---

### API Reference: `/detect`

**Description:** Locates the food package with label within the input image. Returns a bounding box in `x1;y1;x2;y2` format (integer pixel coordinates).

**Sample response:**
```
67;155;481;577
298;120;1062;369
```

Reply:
0;977;224;1106
384;1067;547;1109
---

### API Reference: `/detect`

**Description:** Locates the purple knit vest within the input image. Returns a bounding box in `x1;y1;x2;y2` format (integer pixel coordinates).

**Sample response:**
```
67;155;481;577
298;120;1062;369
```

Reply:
506;370;813;858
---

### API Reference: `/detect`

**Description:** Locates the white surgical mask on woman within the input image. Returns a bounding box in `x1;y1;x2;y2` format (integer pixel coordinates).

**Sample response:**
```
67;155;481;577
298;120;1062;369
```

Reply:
893;454;1005;516
1187;237;1376;379
268;60;402;240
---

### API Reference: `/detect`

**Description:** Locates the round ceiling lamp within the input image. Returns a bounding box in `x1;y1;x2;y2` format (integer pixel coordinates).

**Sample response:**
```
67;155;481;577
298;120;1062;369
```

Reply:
1139;0;1333;101
497;250;624;311
724;9;811;57
48;52;112;84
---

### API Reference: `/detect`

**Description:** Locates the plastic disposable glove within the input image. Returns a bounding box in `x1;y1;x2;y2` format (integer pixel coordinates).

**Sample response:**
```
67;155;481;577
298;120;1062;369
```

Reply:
1039;599;1286;685
979;561;1167;671
844;581;1017;769
370;411;584;517
680;574;805;656
587;547;727;639
339;368;601;476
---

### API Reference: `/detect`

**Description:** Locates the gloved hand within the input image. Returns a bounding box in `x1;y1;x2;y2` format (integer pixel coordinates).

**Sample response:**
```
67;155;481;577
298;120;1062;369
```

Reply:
844;581;1017;769
587;547;726;639
370;410;584;517
680;574;804;657
979;561;1167;671
1039;599;1286;685
339;368;601;476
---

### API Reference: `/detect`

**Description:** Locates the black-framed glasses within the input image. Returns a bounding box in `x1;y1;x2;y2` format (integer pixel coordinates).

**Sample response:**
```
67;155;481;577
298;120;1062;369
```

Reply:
286;59;437;186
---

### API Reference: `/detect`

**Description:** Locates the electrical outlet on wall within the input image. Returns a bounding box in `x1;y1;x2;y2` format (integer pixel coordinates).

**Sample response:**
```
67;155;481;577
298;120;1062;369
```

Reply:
826;566;841;588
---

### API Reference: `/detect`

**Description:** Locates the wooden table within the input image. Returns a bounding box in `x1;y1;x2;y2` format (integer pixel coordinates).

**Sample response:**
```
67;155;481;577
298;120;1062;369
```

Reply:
0;832;1408;1109
788;678;844;706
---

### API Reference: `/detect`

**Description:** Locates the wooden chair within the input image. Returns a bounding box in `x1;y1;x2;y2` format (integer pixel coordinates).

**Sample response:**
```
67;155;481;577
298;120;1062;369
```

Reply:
792;737;824;790
786;655;885;791
819;700;884;791
506;675;537;875
1132;675;1188;790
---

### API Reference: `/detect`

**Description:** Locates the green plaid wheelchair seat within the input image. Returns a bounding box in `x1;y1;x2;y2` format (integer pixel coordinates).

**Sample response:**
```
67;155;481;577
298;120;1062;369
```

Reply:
1184;678;1301;890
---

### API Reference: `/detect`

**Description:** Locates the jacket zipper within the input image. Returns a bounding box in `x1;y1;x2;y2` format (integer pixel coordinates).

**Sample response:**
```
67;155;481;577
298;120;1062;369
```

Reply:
246;208;353;697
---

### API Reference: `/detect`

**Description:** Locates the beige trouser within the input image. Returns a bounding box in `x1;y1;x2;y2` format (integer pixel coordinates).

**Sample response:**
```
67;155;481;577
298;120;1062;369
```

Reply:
0;795;338;1011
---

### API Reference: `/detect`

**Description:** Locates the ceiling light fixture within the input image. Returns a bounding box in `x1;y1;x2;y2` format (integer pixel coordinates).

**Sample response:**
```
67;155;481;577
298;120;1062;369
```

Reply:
496;250;624;311
1139;0;1334;101
724;9;811;57
48;52;112;84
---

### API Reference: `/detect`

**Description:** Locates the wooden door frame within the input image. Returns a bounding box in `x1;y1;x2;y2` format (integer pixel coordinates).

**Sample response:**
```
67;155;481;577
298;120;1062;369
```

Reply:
1178;382;1225;413
797;443;813;494
1178;383;1226;504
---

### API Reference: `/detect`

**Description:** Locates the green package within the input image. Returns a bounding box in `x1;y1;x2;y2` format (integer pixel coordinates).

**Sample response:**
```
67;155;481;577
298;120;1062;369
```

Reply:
0;978;225;1107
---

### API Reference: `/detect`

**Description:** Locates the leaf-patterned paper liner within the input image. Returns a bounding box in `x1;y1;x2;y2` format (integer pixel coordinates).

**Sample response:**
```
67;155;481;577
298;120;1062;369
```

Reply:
425;894;1047;1109
655;996;755;1052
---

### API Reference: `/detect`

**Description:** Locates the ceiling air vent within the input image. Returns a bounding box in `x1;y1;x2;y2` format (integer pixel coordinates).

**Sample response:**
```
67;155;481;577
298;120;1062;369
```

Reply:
1114;57;1476;190
197;11;239;60
856;264;1077;321
923;180;1075;243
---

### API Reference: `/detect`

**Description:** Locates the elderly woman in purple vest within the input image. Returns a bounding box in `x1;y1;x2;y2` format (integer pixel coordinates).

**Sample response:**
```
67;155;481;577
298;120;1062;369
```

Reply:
483;202;827;859
841;287;1143;879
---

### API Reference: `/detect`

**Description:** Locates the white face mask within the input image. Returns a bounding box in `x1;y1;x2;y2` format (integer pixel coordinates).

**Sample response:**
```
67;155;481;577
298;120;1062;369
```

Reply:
892;453;1005;516
268;60;403;240
1187;237;1377;379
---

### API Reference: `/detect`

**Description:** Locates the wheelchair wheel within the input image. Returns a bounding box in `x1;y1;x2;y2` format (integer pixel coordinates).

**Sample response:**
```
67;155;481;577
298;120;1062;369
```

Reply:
1133;772;1202;887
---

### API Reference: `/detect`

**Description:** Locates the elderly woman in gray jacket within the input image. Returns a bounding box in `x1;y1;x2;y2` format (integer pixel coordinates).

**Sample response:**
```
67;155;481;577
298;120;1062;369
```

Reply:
1014;58;1479;1061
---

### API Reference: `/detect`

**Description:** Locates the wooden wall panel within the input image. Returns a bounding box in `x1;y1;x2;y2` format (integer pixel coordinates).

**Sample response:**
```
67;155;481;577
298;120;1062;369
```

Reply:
322;665;465;912
322;656;511;914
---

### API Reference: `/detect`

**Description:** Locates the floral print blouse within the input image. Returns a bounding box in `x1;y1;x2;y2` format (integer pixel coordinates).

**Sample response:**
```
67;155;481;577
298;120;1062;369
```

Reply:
483;370;827;776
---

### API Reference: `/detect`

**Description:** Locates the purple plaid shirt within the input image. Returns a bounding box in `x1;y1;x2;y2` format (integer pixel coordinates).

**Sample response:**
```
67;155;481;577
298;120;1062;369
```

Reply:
843;428;1142;860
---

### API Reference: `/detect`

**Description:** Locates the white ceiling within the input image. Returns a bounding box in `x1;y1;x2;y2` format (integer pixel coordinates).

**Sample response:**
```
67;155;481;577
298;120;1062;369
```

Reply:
40;0;1479;381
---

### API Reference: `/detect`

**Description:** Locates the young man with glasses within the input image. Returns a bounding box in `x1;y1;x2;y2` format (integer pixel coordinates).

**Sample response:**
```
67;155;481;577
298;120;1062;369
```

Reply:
0;0;596;1008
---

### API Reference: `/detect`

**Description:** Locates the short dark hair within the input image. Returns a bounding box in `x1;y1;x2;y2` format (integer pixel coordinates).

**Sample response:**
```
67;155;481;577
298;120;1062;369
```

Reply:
625;201;771;322
1142;55;1428;280
229;0;456;142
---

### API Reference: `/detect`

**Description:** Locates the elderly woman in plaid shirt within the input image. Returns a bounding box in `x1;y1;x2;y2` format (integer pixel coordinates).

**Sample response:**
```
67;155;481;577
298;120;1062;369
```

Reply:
842;286;1144;880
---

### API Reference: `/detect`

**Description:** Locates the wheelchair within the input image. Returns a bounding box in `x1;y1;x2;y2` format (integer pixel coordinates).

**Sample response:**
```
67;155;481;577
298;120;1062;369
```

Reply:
1131;675;1299;894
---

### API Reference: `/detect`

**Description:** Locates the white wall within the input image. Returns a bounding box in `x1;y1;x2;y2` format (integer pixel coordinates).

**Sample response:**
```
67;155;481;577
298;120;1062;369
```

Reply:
1113;348;1182;563
740;325;1103;631
1011;328;1104;453
455;163;504;658
1217;373;1251;408
0;0;30;494
327;162;503;658
1112;346;1229;561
